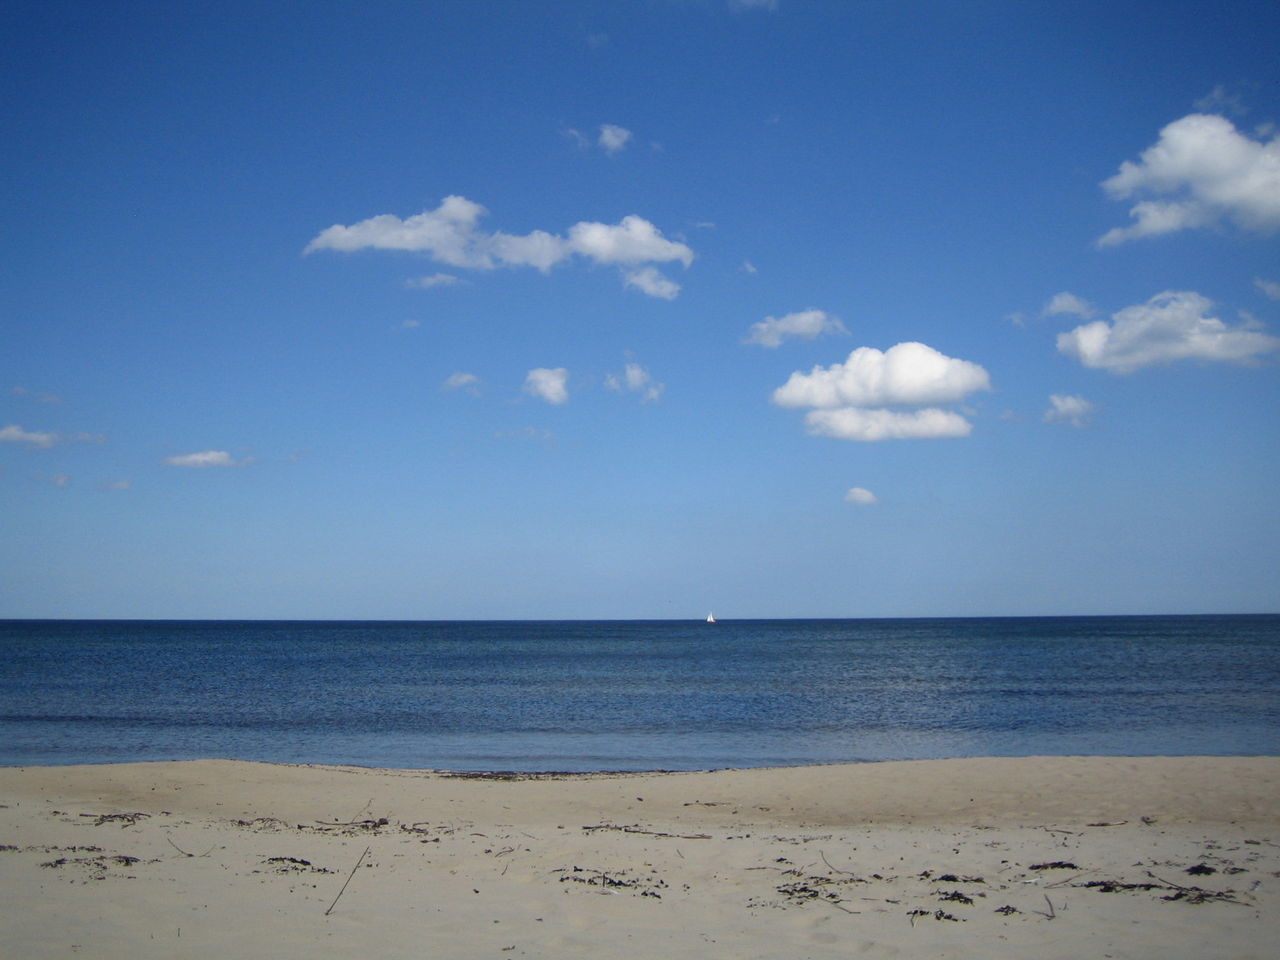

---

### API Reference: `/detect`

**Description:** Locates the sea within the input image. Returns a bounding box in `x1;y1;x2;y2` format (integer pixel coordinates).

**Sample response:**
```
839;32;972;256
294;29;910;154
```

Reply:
1;616;1277;772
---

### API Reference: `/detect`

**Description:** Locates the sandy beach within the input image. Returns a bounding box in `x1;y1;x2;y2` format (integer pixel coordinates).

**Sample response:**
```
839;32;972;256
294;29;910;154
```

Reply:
1;756;1277;959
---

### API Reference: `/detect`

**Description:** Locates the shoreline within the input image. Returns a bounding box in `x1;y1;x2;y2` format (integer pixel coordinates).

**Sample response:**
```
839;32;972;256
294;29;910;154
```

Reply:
3;756;1278;958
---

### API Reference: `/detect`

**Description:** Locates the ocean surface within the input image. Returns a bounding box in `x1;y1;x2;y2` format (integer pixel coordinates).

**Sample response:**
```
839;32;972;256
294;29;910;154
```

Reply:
1;616;1278;771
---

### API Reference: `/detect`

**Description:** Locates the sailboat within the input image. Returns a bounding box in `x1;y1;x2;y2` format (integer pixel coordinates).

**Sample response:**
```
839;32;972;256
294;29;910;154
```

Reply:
705;612;716;623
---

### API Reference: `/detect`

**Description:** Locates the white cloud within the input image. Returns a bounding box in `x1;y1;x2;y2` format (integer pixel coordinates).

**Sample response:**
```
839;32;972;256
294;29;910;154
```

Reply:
1042;292;1095;319
1043;394;1095;427
773;342;990;443
741;260;758;274
623;266;681;300
1255;278;1280;301
51;473;70;488
806;407;974;441
0;424;58;449
307;197;692;297
744;309;847;348
164;450;240;468
844;486;878;505
605;362;665;402
405;273;461;289
306;195;491;264
441;371;481;393
399;319;422;329
524;368;569;405
567;215;694;267
103;479;132;491
1057;290;1280;373
1097;114;1280;246
598;124;632;155
773;342;991;409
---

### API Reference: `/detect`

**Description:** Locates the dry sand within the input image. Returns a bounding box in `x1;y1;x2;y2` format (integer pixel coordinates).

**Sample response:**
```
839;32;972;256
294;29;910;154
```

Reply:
2;756;1278;959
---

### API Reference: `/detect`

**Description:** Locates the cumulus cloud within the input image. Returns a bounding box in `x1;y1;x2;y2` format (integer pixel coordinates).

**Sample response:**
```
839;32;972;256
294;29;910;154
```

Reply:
567;215;694;267
306;197;692;297
0;424;59;449
623;266;681;300
1097;114;1280;246
1042;292;1095;319
164;450;241;468
605;362;664;402
524;368;569;405
405;273;461;289
773;342;990;442
1256;278;1280;301
773;342;991;409
844;486;878;505
598;124;632;154
1044;394;1095;427
1057;290;1280;373
744;309;847;348
806;407;974;441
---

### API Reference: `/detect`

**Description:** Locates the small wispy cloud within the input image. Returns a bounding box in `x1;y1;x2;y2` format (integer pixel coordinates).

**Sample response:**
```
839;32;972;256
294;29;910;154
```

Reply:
744;309;847;348
164;450;244;468
495;426;555;442
524;368;570;405
101;478;132;491
11;386;63;404
1042;292;1095;319
0;424;59;449
598;124;633;155
624;265;681;300
844;486;878;505
1255;277;1280;301
405;273;461;290
51;473;70;488
1194;85;1246;116
605;362;665;402
1043;394;1095;427
441;371;481;394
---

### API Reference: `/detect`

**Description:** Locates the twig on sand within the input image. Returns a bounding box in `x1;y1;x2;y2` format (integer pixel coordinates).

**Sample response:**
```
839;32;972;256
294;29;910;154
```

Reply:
324;846;371;917
581;824;711;840
165;835;214;858
1034;894;1058;919
820;851;855;876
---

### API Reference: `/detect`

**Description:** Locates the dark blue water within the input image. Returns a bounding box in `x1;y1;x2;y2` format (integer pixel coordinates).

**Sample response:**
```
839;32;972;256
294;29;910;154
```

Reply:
1;617;1277;771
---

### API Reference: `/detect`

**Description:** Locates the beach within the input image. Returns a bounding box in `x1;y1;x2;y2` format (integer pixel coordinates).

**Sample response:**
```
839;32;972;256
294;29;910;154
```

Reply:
1;756;1277;959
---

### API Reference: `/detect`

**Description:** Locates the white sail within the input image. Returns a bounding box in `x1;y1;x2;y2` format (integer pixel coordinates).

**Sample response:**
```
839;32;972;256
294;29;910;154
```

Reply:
706;612;716;623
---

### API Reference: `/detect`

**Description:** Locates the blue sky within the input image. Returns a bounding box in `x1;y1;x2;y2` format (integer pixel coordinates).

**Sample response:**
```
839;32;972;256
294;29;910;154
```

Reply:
3;0;1278;619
